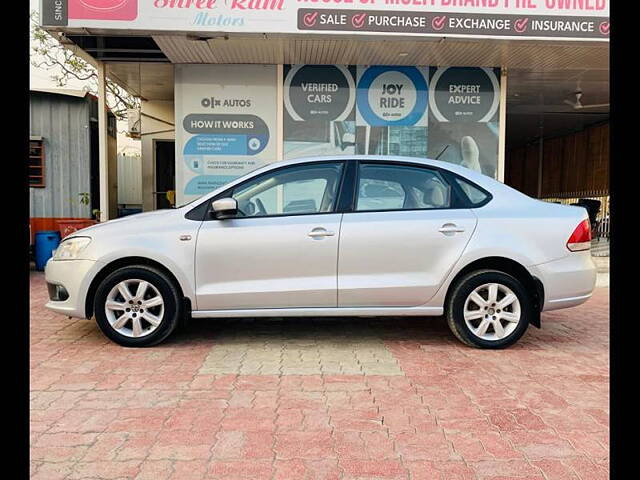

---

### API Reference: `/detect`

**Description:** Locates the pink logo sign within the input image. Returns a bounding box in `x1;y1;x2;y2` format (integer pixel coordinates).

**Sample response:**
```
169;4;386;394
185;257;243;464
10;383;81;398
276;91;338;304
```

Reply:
514;18;529;33
351;13;367;29
69;0;138;21
432;15;446;31
303;11;318;27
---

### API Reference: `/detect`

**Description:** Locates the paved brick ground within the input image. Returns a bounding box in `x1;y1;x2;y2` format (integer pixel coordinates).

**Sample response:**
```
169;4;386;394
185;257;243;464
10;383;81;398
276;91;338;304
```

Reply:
30;272;609;480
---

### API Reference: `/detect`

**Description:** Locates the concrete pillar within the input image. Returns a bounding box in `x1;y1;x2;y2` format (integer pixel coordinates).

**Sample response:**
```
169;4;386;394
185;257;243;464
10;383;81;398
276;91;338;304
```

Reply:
276;64;284;162
497;68;508;183
97;61;110;221
537;123;544;198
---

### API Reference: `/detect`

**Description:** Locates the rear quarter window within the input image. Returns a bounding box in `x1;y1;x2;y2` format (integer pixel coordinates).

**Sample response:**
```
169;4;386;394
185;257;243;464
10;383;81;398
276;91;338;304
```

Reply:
454;177;491;206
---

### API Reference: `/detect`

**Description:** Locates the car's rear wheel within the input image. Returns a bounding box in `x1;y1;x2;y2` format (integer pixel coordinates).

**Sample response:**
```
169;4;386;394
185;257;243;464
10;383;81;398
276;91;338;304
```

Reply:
94;266;181;347
446;269;532;349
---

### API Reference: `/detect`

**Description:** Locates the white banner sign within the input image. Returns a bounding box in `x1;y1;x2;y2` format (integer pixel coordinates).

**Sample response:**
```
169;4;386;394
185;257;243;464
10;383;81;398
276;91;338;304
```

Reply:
175;64;277;206
41;0;610;41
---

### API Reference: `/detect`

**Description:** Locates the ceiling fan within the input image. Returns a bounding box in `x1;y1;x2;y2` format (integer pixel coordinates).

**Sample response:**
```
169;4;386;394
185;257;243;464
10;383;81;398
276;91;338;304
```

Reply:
562;90;609;110
541;88;609;115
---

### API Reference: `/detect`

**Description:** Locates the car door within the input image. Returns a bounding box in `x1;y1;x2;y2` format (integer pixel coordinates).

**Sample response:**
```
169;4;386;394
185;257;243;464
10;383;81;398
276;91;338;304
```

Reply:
337;161;478;307
195;161;345;311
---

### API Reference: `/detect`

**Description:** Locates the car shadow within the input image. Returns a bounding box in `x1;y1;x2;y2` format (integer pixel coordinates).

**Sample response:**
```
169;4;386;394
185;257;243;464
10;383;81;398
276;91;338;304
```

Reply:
168;315;454;346
166;313;583;351
160;299;606;352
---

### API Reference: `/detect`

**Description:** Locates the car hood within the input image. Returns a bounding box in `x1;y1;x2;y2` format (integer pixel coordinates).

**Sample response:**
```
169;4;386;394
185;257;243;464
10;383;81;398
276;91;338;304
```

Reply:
67;209;178;238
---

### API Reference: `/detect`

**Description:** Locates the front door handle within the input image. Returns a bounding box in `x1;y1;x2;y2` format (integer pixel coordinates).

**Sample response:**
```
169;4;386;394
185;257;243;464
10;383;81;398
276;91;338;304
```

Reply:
439;224;465;234
308;228;335;238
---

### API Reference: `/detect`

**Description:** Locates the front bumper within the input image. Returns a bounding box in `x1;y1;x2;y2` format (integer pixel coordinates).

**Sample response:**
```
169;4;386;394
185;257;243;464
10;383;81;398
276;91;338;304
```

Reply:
530;251;597;312
44;258;99;318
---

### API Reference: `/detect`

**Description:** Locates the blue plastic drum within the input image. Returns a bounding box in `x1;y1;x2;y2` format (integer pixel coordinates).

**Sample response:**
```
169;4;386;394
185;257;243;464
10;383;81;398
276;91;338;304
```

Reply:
35;230;61;271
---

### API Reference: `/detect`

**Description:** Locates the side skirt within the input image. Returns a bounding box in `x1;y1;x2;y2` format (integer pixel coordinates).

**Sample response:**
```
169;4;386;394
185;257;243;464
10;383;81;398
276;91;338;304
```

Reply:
191;306;444;319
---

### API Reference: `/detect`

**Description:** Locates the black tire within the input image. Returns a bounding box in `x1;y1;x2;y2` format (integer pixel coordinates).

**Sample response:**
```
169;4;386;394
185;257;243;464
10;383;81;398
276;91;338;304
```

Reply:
446;269;532;349
94;265;182;347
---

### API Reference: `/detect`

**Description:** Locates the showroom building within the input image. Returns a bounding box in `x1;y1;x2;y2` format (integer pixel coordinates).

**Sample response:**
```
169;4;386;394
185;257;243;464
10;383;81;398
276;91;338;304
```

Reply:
39;0;609;236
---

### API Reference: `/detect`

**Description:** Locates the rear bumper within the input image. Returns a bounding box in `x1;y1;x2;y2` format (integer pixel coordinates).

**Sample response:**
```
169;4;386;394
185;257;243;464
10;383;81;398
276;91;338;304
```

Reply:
44;258;99;318
530;252;597;312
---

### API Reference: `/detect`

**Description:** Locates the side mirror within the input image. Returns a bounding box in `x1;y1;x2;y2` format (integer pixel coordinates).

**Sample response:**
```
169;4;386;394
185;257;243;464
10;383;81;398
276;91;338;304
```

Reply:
210;198;238;219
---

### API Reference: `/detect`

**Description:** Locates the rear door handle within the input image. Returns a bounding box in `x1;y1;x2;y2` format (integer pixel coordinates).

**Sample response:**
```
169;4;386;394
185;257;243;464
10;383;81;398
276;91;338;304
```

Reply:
308;228;335;238
439;224;465;234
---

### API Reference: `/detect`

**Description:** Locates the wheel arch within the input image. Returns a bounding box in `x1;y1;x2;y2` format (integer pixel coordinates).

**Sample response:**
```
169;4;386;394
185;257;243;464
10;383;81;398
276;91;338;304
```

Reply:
84;256;192;320
444;256;543;328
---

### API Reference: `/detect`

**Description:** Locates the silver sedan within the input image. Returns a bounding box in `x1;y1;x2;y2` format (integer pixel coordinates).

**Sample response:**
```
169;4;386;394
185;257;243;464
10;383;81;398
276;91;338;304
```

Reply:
44;156;596;348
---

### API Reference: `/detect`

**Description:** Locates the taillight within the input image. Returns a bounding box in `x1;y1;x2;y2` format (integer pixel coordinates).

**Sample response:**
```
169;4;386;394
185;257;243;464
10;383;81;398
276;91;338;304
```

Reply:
566;219;591;252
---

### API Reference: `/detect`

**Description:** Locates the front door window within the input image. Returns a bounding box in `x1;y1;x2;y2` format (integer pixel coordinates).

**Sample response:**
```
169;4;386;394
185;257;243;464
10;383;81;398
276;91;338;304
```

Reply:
231;162;344;217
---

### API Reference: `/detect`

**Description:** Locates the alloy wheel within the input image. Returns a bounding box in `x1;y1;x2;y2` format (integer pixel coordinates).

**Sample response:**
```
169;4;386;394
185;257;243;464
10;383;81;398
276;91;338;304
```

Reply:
104;279;165;338
463;282;521;341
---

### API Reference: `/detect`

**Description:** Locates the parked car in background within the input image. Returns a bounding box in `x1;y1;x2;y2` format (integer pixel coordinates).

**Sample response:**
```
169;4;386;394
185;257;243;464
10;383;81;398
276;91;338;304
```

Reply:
44;156;596;349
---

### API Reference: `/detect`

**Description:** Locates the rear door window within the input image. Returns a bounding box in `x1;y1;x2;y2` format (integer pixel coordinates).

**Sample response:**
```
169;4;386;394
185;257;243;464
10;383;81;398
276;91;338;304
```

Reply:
356;163;452;212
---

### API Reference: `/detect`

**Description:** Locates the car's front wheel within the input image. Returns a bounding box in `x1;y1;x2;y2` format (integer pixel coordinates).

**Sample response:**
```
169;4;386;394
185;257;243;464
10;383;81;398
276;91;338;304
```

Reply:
446;269;532;349
94;266;182;347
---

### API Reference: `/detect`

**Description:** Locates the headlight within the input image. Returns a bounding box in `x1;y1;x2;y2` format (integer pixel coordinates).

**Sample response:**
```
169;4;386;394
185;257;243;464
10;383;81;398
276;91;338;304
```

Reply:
52;237;92;260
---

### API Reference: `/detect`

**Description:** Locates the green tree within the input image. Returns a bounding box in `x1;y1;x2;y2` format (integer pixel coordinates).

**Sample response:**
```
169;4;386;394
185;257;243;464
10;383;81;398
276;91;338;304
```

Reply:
30;10;140;121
